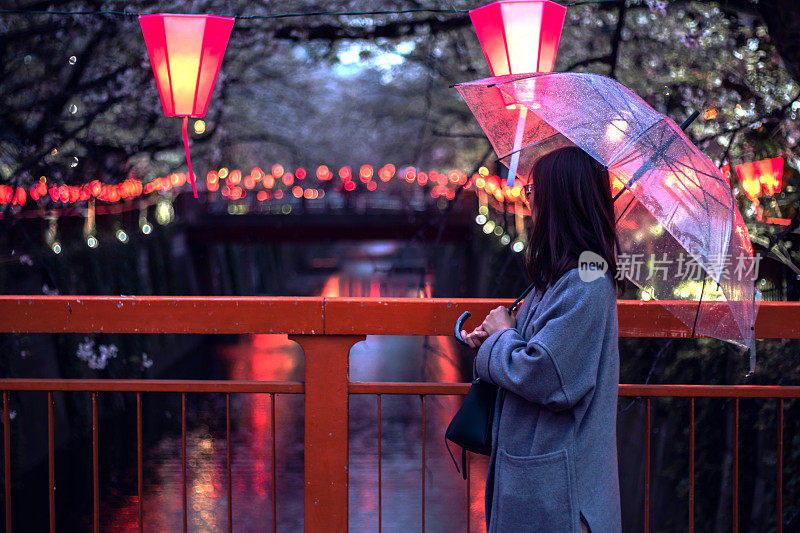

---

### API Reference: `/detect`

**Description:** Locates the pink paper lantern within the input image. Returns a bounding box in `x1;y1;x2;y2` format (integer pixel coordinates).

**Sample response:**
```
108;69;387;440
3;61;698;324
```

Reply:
469;0;567;76
469;1;566;186
139;13;234;197
735;156;784;200
139;14;234;117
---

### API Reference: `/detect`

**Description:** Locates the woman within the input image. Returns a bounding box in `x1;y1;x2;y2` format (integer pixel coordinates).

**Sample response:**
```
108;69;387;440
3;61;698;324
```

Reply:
461;146;623;533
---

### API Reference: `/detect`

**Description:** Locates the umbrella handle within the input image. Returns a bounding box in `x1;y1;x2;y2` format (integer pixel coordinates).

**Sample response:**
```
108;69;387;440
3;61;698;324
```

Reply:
454;311;471;346
454;282;534;346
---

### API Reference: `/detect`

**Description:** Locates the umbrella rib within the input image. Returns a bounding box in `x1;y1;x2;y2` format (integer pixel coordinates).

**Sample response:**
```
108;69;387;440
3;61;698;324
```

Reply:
664;159;727;207
497;131;561;160
662;156;731;213
586;76;620;117
671;157;731;190
689;276;707;338
659;159;715;249
636;120;670;152
617;88;650;136
586;76;654;141
672;159;735;220
585;77;639;138
606;117;667;172
609;119;730;219
664;202;681;229
614;117;710;196
666;142;727;184
615;193;637;225
603;78;650;138
485;71;571;88
614;129;729;259
661;157;709;208
660;156;735;276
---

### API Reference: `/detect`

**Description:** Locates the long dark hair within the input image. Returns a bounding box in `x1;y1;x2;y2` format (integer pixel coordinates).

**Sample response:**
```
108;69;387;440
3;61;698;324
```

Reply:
523;146;623;293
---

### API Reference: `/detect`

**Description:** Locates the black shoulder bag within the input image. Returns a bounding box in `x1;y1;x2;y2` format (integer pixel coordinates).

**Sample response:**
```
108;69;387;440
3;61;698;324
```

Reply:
446;282;535;480
444;374;498;479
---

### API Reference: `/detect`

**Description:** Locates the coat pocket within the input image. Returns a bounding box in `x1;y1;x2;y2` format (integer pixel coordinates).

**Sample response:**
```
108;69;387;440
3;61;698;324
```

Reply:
494;447;576;533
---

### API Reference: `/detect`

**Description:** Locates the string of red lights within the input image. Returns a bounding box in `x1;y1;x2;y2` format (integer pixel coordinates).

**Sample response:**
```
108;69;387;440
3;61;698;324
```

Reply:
0;163;529;212
3;155;789;232
6;163;532;254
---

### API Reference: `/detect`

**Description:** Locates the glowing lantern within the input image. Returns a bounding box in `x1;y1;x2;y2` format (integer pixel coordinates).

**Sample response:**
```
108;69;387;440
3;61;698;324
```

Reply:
720;161;732;186
317;166;332;181
359;165;373;182
735;157;784;200
469;0;566;76
139;14;234;198
12;187;26;206
0;186;12;204
736;165;760;201
469;0;566;186
378;164;396;182
757;157;783;196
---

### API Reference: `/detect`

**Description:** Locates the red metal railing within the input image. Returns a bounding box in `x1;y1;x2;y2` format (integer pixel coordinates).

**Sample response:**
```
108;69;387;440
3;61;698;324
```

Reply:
1;296;799;532
0;379;301;533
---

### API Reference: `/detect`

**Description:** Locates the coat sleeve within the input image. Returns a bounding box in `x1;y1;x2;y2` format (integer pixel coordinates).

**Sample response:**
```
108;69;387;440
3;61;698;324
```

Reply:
474;272;615;412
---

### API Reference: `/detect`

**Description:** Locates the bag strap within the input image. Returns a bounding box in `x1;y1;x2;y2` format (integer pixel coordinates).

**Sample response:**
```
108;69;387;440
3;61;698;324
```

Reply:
444;436;468;480
445;436;461;475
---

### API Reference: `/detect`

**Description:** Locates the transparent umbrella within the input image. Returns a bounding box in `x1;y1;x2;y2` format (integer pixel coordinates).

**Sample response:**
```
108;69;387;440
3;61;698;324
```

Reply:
455;72;762;374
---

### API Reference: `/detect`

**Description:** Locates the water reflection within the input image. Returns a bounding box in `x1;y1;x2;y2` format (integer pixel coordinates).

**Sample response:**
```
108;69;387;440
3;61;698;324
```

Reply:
348;332;487;533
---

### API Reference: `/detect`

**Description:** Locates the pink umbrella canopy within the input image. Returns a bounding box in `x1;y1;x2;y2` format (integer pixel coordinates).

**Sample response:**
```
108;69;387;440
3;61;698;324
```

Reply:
456;72;762;372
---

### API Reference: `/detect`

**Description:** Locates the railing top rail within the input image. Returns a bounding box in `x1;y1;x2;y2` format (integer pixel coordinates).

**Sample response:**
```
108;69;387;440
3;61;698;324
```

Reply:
0;296;798;338
0;379;797;397
0;296;325;335
347;382;800;398
0;378;304;393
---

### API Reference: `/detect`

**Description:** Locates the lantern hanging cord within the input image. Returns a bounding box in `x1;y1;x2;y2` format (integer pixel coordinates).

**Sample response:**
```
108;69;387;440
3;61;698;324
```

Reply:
181;117;198;199
0;2;623;19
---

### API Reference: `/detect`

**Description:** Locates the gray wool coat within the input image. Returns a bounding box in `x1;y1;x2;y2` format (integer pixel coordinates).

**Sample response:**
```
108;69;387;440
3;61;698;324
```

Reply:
474;267;621;533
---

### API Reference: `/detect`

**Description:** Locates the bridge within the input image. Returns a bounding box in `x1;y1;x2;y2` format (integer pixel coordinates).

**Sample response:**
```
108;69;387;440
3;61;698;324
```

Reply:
0;296;798;532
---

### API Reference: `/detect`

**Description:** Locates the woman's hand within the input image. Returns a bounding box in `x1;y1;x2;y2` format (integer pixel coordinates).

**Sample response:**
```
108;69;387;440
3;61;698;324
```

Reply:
461;326;488;351
481;306;516;336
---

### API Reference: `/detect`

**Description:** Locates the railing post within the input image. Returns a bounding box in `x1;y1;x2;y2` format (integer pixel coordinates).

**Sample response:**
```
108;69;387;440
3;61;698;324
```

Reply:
290;334;365;533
